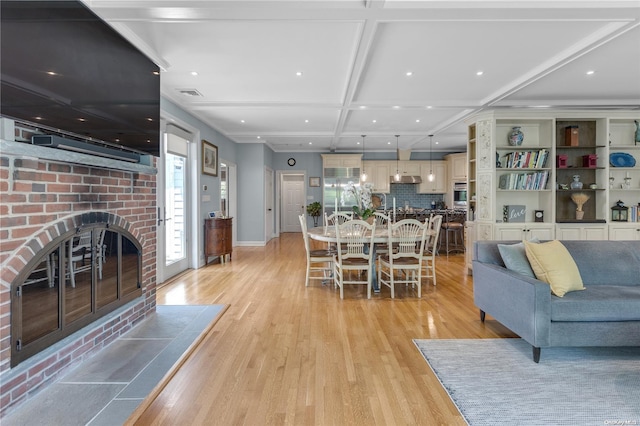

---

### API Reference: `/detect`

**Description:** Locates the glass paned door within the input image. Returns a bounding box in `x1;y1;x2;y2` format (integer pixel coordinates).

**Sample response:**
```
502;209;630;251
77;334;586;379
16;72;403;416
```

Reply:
165;152;186;264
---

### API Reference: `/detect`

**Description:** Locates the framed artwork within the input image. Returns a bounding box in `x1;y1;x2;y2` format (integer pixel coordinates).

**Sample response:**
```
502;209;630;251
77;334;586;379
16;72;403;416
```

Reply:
309;177;320;187
202;140;218;176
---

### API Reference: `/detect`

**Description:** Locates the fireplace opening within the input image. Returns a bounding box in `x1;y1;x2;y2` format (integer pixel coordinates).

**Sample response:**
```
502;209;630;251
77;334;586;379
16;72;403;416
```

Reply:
11;222;142;367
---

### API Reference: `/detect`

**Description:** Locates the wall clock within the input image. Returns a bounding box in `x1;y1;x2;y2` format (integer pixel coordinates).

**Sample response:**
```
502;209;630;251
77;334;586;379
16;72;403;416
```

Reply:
287;158;296;166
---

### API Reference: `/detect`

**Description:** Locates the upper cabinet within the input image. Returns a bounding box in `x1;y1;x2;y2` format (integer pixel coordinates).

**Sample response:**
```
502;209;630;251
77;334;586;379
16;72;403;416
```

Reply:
418;161;447;193
322;154;362;168
445;153;467;181
363;160;390;193
465;110;640;242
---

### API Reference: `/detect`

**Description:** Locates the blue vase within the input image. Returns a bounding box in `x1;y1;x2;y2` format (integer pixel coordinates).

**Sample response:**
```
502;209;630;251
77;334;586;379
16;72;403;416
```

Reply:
508;127;524;146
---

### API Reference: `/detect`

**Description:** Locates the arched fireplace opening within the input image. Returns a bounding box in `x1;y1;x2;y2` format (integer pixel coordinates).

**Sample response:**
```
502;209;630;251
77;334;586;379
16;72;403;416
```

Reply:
11;220;142;367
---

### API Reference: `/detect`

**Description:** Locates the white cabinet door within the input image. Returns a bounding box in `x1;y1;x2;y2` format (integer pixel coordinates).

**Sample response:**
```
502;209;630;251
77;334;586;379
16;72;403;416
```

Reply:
399;160;421;176
364;161;390;193
447;153;467;181
494;224;554;241
418;161;447;193
556;224;608;240
609;224;640;240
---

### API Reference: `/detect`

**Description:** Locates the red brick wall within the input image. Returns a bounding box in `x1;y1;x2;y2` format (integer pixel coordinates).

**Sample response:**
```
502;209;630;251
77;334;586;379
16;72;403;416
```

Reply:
0;152;157;417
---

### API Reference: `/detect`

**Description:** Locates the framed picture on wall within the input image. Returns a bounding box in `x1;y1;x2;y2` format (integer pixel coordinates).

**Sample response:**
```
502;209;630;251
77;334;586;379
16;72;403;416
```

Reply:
202;140;218;176
309;177;320;187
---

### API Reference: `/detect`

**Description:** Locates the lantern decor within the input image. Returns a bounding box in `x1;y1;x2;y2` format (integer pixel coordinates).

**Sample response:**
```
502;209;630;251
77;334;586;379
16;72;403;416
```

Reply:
570;192;590;220
611;200;629;222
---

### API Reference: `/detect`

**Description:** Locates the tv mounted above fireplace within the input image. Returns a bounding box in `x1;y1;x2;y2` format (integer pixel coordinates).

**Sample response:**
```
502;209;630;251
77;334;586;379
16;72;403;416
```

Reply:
0;0;161;157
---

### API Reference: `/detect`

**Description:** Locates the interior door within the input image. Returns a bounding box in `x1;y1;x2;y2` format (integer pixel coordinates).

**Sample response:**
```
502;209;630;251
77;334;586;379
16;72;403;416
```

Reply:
265;168;274;241
282;174;305;232
158;126;191;283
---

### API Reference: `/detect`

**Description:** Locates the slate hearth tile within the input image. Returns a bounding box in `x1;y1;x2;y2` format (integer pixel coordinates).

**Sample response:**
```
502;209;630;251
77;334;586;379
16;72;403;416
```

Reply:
3;383;124;426
87;399;142;426
124;305;208;338
61;339;170;383
117;329;201;399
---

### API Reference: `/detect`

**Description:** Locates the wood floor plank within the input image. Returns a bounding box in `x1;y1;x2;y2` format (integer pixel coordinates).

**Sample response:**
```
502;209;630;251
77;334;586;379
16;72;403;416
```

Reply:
132;232;515;425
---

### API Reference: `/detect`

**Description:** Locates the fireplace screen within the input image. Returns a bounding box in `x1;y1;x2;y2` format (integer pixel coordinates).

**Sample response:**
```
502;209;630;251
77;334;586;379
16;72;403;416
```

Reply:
12;226;142;366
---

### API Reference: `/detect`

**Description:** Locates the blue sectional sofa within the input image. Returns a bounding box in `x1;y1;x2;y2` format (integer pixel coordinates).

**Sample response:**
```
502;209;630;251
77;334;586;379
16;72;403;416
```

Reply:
473;240;640;362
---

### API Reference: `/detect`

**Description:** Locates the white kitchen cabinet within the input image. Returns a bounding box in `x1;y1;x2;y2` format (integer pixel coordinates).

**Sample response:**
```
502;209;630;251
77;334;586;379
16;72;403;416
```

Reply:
418;161;447;193
322;154;362;168
398;160;421;177
363;161;390;193
446;153;467;181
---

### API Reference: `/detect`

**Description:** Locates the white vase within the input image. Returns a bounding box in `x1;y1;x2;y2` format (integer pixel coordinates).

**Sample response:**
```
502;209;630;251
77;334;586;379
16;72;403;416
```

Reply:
576;210;584;220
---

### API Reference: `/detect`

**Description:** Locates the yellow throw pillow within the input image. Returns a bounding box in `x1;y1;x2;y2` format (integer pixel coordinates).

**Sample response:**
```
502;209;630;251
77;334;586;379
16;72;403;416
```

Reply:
523;240;585;297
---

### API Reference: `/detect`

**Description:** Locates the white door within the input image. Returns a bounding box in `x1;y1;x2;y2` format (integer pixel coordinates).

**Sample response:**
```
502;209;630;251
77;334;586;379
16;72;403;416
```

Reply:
158;126;191;283
282;174;305;232
265;168;274;242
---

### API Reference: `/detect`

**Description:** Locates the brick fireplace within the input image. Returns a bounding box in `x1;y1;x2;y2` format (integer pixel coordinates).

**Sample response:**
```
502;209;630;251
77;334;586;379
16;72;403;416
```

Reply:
0;132;158;417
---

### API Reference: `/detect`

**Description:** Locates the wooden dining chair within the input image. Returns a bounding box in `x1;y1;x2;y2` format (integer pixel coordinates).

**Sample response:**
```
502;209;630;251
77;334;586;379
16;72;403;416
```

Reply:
299;215;335;287
333;219;376;299
378;219;428;298
324;211;354;251
421;214;443;286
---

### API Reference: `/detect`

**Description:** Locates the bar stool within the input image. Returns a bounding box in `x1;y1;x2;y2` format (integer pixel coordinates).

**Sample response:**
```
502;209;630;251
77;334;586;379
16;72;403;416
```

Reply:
441;210;465;255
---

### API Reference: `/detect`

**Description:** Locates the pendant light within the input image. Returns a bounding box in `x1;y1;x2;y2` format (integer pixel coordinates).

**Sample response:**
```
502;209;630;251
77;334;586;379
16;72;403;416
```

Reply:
428;134;435;182
361;135;367;182
394;135;401;182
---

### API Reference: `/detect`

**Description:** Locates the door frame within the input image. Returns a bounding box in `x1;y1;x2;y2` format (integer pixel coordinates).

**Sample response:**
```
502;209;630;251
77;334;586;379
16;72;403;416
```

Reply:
276;170;307;236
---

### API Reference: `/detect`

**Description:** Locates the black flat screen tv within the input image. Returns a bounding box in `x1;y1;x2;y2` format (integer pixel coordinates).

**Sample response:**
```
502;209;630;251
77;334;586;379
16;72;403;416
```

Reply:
1;0;161;156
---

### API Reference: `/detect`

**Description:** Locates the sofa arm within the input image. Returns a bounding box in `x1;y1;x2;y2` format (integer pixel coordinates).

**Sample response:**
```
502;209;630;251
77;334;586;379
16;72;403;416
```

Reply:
473;261;552;347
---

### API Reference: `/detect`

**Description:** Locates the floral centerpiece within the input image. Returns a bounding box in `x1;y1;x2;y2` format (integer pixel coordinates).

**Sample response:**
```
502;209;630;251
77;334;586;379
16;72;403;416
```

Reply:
342;181;375;220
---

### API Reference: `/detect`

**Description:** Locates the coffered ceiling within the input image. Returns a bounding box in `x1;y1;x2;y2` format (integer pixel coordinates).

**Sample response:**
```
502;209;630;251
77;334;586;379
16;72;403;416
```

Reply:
86;0;640;153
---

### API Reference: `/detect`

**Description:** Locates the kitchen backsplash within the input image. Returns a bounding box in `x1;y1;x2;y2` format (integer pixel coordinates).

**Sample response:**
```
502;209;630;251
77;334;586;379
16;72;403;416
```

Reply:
383;184;445;209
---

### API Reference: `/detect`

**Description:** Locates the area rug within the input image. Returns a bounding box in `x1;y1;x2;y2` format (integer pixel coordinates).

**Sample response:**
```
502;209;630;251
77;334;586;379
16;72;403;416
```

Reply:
413;339;640;426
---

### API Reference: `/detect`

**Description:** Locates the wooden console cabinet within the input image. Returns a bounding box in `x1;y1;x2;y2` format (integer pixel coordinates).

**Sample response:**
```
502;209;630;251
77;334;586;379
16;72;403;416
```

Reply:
204;217;232;264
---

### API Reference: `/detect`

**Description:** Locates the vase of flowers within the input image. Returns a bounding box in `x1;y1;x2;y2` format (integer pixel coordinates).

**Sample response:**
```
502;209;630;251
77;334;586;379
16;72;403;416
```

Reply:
342;182;375;221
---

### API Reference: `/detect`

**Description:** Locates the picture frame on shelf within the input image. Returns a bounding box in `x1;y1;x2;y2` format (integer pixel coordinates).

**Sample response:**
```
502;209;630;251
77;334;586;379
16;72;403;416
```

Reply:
309;177;320;187
202;140;218;176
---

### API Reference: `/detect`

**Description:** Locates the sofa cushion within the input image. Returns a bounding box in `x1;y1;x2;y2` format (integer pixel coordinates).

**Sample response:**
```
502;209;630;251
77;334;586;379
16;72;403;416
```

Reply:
524;240;585;297
551;285;640;322
497;239;539;278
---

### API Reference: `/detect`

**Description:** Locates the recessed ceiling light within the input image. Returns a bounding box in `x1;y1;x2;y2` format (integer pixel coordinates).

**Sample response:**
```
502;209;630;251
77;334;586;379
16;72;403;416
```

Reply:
146;117;153;122
359;106;367;109
357;141;361;145
308;142;312;145
372;119;377;123
387;141;391;145
393;106;400;109
153;71;160;75
435;141;439;145
115;138;120;142
304;119;309;123
476;71;484;76
257;136;261;139
240;120;245;123
406;71;413;77
586;70;596;75
190;71;198;76
426;106;433;109
34;116;43;120
296;71;303;77
78;118;86;122
416;119;420;123
46;71;58;76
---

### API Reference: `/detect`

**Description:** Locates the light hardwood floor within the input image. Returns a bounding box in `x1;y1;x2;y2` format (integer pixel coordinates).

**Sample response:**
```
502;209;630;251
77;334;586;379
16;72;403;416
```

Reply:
134;232;515;425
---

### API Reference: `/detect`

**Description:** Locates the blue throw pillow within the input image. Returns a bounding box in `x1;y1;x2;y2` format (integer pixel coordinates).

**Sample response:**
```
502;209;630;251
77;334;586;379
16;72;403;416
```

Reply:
497;239;539;278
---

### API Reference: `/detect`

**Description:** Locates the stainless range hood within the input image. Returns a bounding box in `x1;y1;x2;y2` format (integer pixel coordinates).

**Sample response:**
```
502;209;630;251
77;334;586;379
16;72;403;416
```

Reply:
390;175;422;184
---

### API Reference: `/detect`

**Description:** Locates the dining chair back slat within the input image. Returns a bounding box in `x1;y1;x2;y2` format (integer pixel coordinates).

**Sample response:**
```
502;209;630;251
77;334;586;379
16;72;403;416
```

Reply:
299;214;334;287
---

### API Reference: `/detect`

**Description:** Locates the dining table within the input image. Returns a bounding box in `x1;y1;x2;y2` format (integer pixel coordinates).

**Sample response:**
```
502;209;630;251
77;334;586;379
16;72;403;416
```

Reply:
306;224;433;293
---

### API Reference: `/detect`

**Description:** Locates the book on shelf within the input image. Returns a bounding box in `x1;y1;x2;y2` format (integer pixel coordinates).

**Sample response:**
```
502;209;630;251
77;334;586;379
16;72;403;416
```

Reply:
503;205;526;223
501;149;549;169
498;170;549;190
